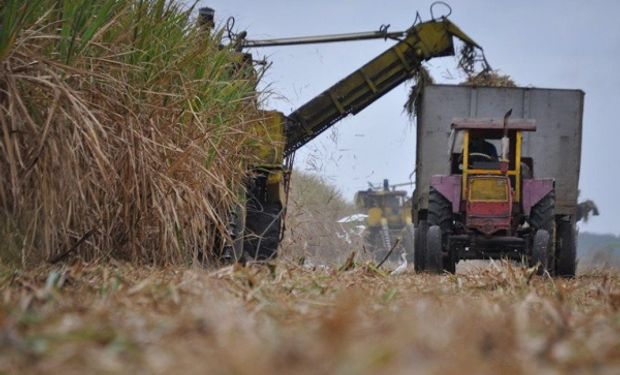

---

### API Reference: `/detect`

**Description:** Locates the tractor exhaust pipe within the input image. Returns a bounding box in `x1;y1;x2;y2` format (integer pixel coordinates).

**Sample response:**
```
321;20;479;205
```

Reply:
499;109;512;173
500;108;512;162
198;7;215;30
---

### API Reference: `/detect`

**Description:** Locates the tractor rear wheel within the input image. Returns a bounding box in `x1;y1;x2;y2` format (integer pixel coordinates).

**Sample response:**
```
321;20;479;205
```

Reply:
426;225;444;274
530;191;556;275
428;188;452;232
530;229;551;275
414;220;428;272
555;219;577;277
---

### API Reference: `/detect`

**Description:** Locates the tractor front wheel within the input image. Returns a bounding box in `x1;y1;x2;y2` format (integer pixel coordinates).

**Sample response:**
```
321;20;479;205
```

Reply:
426;225;444;274
530;191;556;274
530;229;551;275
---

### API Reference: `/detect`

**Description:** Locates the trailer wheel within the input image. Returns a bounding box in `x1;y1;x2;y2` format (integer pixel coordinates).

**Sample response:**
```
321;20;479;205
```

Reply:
555;219;577;277
426;225;444;274
530;229;551;275
414;220;428;272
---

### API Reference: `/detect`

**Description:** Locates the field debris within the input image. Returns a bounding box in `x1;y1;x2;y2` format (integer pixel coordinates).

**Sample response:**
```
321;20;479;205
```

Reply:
461;71;517;87
1;261;619;374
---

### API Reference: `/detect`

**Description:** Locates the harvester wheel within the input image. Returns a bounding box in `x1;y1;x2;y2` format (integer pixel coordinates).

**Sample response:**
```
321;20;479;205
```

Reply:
530;191;556;274
244;200;282;261
220;201;246;264
555;219;577;277
426;225;444;274
414;220;428;272
530;229;551;275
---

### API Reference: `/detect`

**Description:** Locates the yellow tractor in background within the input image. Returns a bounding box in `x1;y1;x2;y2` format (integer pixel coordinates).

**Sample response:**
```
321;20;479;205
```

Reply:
355;180;415;261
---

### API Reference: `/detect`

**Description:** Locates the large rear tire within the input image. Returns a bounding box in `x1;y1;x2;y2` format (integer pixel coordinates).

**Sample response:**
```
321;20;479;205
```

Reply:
414;220;428;272
555;218;577;277
530;191;556;275
428;188;452;232
530;229;551;275
426;225;444;274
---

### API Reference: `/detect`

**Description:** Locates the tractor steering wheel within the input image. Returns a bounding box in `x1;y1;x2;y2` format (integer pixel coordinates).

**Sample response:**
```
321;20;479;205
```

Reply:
468;152;495;161
458;152;495;164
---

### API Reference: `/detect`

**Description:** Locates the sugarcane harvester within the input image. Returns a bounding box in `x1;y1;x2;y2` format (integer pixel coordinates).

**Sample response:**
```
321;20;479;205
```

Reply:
204;7;487;261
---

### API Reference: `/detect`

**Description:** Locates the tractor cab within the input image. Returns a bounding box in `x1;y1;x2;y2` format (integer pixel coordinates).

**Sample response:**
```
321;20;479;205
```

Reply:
449;118;536;236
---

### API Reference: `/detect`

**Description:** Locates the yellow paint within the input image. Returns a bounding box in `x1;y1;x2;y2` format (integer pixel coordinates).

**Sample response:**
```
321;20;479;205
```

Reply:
254;111;285;166
367;208;383;227
461;129;524;202
286;19;481;155
468;176;509;202
514;131;522;202
462;130;470;200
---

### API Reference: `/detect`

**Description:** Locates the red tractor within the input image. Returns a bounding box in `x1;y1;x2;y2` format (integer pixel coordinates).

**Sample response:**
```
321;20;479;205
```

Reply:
415;112;569;275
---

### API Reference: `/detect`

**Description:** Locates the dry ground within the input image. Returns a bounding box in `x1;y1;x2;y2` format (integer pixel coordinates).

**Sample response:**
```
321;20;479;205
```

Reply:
1;260;619;375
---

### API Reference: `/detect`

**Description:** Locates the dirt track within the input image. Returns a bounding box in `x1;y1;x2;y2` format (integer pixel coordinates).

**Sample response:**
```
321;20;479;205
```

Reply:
1;261;619;374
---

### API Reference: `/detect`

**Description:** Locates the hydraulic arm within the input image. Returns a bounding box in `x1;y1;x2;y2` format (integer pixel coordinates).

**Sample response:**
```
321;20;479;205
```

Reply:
278;19;481;156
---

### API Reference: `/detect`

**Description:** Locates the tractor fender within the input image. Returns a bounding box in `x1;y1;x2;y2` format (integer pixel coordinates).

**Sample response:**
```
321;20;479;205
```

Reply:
430;175;461;213
522;178;554;216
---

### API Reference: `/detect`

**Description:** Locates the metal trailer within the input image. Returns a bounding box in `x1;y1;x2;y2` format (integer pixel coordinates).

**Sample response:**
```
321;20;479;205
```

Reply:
413;84;584;219
411;84;584;276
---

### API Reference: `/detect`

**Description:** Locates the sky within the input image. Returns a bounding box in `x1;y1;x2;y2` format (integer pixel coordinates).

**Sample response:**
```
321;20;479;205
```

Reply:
204;0;620;235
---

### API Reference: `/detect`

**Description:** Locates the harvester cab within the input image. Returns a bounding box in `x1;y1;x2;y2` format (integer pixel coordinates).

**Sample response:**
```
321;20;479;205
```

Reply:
416;116;569;276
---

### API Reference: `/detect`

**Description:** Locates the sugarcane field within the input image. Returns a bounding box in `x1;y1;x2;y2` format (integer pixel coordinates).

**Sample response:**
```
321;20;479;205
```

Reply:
1;1;619;374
